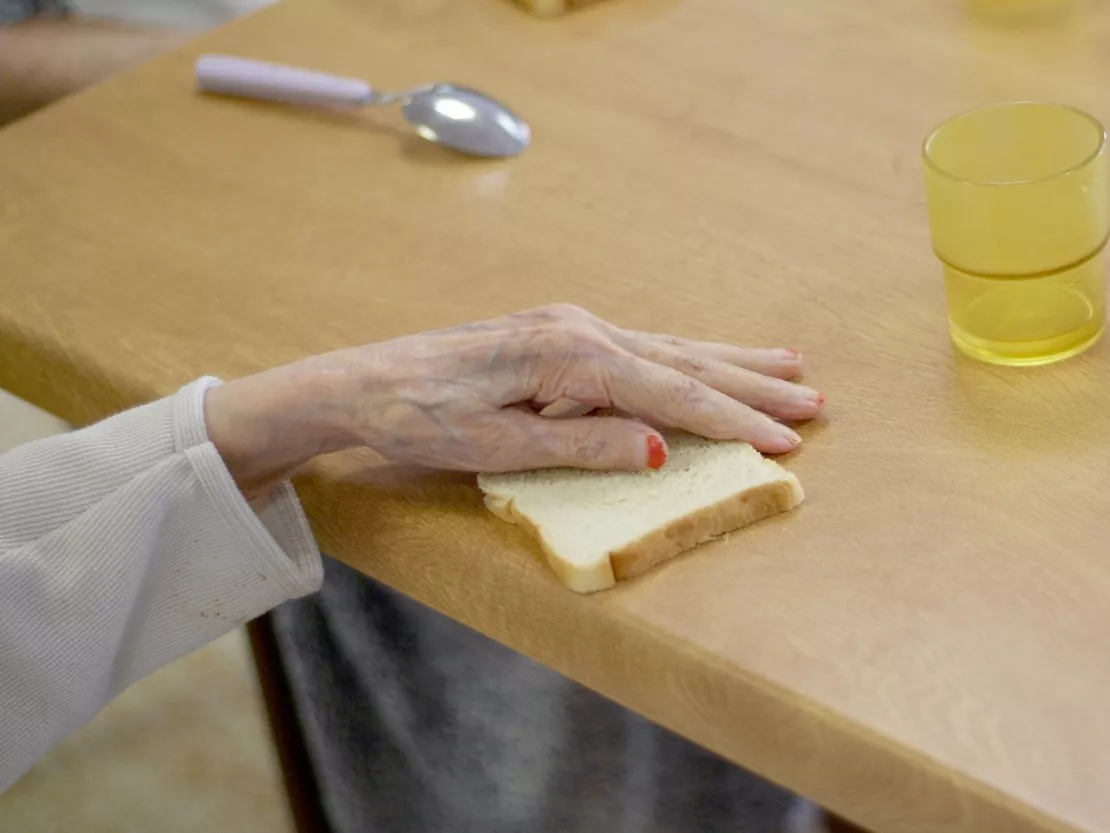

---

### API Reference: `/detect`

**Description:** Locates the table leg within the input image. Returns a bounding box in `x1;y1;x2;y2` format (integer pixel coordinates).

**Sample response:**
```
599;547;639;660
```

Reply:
827;815;869;833
787;798;872;833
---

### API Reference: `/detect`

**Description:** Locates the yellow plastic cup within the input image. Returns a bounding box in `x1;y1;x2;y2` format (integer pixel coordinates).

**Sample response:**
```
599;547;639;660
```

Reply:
923;102;1109;366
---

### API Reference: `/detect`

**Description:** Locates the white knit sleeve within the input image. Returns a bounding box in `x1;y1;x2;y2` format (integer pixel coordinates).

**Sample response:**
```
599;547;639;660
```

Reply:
0;377;324;791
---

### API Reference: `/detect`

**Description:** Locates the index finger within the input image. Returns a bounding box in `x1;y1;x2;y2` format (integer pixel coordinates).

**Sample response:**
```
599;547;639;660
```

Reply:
604;351;803;454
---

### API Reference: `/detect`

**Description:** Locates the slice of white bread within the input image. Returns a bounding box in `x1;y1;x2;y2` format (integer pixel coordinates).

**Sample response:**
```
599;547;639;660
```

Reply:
513;0;567;14
477;433;803;594
511;0;605;17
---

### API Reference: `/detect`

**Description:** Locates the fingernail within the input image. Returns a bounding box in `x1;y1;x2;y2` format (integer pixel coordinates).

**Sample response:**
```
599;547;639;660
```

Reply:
816;392;827;406
783;348;802;359
781;426;803;446
646;435;668;469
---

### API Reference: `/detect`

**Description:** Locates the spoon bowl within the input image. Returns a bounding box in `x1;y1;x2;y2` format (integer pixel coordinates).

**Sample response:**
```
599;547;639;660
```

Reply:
402;84;530;158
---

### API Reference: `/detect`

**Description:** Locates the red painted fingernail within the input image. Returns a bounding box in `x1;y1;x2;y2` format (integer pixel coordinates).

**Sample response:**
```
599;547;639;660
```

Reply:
817;393;827;406
646;435;668;469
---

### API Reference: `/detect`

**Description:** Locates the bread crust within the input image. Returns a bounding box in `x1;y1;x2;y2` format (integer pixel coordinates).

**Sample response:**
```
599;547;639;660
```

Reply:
483;473;803;594
609;475;803;582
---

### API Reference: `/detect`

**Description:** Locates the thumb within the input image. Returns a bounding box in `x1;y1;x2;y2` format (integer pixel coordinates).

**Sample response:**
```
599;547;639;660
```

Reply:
495;411;668;472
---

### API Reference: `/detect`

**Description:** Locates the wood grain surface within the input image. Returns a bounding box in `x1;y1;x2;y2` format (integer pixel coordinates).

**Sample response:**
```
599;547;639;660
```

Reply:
2;1;1110;831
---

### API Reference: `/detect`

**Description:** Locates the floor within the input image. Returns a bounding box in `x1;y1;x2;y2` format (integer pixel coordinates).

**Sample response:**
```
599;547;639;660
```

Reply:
0;390;295;833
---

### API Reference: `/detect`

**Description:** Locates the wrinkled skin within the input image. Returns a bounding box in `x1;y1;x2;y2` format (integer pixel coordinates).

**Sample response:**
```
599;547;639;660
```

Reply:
206;304;825;499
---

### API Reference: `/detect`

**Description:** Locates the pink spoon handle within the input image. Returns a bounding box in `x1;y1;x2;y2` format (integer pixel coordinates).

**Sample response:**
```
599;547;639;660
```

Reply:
195;54;373;108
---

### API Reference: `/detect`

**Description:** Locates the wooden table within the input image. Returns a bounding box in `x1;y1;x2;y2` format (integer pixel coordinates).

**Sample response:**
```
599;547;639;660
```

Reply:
3;1;1110;830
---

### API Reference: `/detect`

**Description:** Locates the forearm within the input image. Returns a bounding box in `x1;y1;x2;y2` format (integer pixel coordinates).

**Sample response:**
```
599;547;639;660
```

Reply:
0;17;196;124
204;356;362;500
0;378;322;790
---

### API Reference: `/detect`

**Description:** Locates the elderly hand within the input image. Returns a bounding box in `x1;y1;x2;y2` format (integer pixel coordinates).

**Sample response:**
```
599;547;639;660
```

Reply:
205;305;825;498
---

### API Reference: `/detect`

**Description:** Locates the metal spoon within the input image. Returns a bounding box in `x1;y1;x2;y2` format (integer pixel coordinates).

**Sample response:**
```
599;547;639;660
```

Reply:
195;54;531;158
